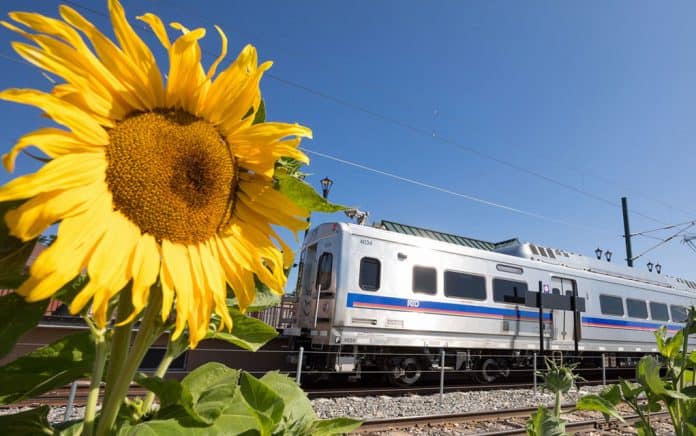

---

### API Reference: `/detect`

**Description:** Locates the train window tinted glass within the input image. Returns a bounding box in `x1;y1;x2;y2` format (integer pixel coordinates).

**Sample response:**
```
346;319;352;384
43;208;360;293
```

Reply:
316;253;333;290
413;266;437;295
493;279;528;303
529;244;539;255
650;302;669;321
359;257;380;291
496;264;523;275
600;295;624;316
671;305;687;323
626;299;648;319
444;271;486;300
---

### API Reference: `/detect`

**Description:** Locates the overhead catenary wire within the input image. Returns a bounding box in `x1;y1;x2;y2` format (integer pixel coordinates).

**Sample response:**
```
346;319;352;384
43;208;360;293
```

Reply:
302;147;599;232
30;0;679;227
629;222;696;262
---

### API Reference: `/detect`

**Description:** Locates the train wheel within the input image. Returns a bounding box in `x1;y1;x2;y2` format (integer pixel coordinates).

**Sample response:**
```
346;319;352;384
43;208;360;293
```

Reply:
388;357;422;386
476;358;510;384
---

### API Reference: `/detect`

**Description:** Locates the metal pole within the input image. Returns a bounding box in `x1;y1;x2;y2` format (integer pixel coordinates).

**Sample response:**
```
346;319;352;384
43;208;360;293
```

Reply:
296;346;304;385
439;350;445;403
64;381;78;421
533;352;537;391
538;281;544;356
601;353;606;386
622;197;633;267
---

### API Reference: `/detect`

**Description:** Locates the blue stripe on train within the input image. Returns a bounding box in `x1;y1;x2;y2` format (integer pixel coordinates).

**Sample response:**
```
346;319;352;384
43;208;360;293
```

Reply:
346;292;552;321
581;316;681;332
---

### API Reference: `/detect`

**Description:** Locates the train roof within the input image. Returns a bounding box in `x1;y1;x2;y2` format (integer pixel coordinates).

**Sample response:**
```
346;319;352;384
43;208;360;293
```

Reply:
372;219;696;293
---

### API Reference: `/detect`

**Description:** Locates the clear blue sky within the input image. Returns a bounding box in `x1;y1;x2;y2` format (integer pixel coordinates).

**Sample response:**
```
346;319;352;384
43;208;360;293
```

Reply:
1;1;695;287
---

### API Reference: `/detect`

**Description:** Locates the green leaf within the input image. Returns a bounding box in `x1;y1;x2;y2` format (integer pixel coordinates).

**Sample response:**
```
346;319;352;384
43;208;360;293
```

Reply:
117;388;259;436
310;417;363;436
657;330;684;360
239;372;284;436
259;371;316;432
181;362;239;423
276;175;346;213
618;379;643;401
0;200;37;289
0;332;94;404
600;384;623;406
0;292;49;359
252;99;266;125
0;405;52;435
634;420;658;436
525;406;566;436
139;362;240;425
576;395;625;422
637;356;690;400
208;308;278;352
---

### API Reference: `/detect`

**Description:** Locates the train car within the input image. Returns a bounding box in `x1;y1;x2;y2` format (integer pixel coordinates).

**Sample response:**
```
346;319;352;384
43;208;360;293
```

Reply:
285;220;696;385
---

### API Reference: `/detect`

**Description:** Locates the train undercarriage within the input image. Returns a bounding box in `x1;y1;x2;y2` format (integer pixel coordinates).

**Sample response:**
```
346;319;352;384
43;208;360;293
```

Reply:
290;339;644;387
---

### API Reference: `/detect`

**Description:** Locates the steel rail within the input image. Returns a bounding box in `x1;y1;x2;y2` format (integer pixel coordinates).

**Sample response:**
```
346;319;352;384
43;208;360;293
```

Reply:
352;406;670;434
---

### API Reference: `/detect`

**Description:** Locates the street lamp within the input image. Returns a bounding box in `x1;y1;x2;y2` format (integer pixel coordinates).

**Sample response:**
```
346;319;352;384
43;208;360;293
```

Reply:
647;261;654;272
320;177;333;199
595;248;602;260
655;263;662;274
605;251;612;262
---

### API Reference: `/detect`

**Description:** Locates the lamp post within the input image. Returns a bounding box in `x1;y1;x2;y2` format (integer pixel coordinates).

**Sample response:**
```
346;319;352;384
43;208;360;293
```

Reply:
605;251;612;262
647;261;654;272
320;177;333;200
595;248;602;260
655;263;662;274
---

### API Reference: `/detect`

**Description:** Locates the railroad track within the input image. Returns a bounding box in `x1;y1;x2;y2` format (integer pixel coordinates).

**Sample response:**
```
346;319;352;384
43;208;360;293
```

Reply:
2;385;149;409
352;406;670;435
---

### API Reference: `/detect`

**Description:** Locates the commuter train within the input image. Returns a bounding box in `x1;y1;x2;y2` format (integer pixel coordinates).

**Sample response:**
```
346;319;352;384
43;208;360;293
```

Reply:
285;220;696;385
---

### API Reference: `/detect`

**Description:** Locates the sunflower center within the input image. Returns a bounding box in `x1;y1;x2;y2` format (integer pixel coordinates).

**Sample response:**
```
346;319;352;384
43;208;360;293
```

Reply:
106;110;236;244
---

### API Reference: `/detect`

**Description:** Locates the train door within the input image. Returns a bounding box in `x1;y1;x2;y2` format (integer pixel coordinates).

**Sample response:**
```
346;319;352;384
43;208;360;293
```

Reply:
551;277;579;348
296;242;337;343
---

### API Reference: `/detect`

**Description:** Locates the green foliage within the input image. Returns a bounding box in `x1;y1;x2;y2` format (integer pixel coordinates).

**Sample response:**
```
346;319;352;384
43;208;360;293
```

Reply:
54;274;89;307
525;406;566;436
0;200;37;289
0;332;94;405
123;368;361;435
0;292;49;360
577;306;696;436
276;174;346;213
0;404;52;435
208;307;279;352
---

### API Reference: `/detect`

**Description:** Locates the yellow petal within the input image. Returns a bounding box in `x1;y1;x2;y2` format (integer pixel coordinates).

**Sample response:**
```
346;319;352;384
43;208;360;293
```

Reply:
215;236;255;311
108;0;164;107
166;28;206;111
87;212;140;327
217;61;272;135
0;152;106;202
137;13;170;49
59;6;152;111
200;240;232;330
118;233;160;325
200;44;257;123
206;25;228;80
18;195;110;302
0;89;108;145
3;128;100;173
5;182;105;241
161;240;193;339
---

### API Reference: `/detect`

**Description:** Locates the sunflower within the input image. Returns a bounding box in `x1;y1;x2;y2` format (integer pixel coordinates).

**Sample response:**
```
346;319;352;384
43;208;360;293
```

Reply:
0;0;311;347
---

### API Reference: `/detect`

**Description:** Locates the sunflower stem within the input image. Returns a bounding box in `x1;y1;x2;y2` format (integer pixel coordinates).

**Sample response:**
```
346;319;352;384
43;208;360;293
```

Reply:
102;288;134;408
83;327;107;436
96;289;164;436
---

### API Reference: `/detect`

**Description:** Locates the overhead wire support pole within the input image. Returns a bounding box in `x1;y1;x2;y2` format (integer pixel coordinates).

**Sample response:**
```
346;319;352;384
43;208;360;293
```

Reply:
622;197;633;267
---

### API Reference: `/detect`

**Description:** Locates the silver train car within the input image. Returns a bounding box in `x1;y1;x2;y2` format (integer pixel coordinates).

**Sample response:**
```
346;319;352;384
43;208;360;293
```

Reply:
286;220;695;385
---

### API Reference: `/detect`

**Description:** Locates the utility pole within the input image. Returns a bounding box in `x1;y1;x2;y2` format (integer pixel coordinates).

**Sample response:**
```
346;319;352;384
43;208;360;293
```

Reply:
621;196;633;267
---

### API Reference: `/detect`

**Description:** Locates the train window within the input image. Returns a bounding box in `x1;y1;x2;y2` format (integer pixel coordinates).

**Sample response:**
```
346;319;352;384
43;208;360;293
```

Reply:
529;244;539;255
650;302;669;321
670;305;688;323
599;295;624;316
413;266;437;295
444;271;486;300
626;299;648;319
496;264;523;275
493;279;528;303
316;253;333;290
359;257;380;291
